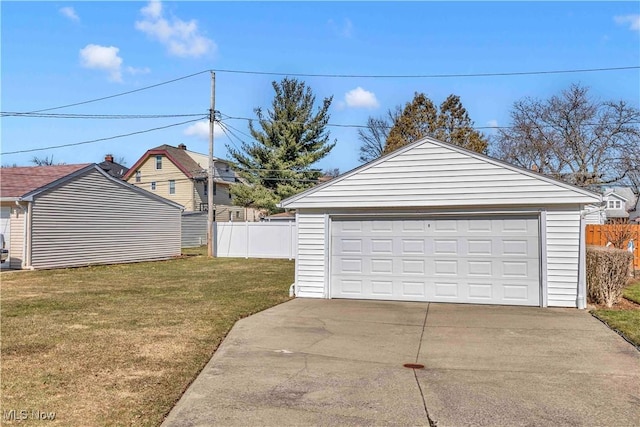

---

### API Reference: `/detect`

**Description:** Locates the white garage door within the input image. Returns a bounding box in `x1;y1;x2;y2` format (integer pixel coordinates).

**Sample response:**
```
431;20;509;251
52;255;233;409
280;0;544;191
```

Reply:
330;216;540;306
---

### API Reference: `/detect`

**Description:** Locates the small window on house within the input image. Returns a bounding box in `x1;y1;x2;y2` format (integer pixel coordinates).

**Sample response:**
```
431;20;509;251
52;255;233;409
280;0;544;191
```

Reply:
203;183;208;196
169;180;176;194
213;183;217;195
235;211;240;219
616;201;621;209
225;164;230;172
156;155;162;170
135;171;141;183
151;181;156;191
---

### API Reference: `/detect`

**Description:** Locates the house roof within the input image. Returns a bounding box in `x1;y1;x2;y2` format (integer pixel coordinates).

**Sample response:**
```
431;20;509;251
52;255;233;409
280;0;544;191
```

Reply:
0;164;90;199
280;136;602;209
123;144;208;180
98;160;129;179
1;163;183;209
604;190;628;202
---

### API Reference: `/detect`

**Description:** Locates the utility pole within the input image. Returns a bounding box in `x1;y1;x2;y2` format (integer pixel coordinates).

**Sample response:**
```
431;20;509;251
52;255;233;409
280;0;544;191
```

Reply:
207;71;216;257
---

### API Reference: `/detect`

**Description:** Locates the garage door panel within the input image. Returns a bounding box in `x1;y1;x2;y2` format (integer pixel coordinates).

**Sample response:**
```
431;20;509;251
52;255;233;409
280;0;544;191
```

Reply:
331;216;540;306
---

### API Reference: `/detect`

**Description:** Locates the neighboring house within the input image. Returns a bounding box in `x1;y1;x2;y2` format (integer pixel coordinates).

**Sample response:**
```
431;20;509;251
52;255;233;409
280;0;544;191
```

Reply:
631;196;640;223
124;144;254;221
603;187;637;223
0;164;182;270
281;136;601;309
98;154;129;179
181;207;262;248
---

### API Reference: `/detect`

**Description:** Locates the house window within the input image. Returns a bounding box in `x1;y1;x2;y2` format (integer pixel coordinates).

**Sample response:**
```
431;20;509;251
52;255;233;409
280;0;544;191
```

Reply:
203;183;208;196
151;181;156;191
135;171;141;183
608;200;621;209
235;211;240;219
169;180;175;195
156;155;162;170
225;164;230;172
213;183;217;195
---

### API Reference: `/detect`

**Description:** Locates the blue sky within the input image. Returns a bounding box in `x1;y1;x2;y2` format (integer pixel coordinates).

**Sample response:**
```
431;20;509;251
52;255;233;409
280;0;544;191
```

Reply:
2;1;639;173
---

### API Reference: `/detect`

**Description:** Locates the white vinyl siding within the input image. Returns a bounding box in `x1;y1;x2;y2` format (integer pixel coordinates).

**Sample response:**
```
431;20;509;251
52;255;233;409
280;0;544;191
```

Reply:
545;209;581;307
182;212;207;248
295;212;326;298
29;168;181;269
284;137;600;309
284;141;598;209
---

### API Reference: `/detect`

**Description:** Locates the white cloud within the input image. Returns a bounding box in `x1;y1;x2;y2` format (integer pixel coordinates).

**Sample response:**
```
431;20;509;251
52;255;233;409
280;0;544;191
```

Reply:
79;44;123;82
184;121;224;140
328;18;353;38
135;0;216;58
126;66;151;75
344;87;379;109
614;14;640;31
486;119;499;128
59;6;79;22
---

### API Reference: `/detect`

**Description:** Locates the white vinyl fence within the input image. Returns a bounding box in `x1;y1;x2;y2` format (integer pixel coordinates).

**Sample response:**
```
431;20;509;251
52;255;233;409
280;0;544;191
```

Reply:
215;222;297;259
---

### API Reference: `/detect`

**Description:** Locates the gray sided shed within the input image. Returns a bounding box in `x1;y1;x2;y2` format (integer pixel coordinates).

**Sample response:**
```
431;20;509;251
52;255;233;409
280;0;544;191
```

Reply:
281;137;601;309
18;165;182;269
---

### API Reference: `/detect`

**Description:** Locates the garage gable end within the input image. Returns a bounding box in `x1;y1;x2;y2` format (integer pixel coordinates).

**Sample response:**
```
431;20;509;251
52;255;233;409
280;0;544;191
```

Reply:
281;137;601;209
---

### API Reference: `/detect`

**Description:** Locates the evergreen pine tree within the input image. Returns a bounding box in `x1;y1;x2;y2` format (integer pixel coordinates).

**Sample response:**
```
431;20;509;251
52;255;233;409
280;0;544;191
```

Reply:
228;78;335;212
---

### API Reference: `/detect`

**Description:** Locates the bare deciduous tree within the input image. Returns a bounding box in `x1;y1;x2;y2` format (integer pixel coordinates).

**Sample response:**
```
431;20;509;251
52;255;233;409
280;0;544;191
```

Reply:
385;93;487;155
357;106;402;163
31;155;65;166
493;84;640;188
604;223;639;250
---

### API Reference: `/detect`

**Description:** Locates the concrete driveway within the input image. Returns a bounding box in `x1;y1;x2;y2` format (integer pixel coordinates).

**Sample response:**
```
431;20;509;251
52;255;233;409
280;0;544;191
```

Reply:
163;299;640;426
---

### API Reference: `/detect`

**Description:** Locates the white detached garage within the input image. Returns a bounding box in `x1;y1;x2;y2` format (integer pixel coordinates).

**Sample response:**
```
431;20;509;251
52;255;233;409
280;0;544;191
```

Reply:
280;137;601;309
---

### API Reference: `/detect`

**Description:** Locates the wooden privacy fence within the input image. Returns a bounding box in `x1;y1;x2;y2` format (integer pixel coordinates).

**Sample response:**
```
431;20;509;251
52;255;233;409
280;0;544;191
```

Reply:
585;224;640;269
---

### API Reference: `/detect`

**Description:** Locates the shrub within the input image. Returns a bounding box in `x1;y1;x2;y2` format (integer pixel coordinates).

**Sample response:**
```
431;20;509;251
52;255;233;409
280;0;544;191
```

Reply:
586;245;633;307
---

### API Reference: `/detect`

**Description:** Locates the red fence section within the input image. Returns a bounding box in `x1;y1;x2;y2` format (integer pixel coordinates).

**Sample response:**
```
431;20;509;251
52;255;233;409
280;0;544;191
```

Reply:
585;224;640;269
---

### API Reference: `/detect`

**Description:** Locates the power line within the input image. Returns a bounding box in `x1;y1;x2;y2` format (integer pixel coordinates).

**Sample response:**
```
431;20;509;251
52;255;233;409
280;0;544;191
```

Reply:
12;65;639;114
219;113;640;132
1;112;205;119
212;65;640;79
23;70;210;114
1;117;207;155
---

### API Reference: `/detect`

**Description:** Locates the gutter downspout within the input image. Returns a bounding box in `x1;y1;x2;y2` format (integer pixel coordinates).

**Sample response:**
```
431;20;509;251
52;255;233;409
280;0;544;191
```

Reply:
577;214;587;309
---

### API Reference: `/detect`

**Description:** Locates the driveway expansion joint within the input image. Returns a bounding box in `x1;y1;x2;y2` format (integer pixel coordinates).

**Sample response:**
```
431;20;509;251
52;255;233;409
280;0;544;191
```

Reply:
413;303;437;426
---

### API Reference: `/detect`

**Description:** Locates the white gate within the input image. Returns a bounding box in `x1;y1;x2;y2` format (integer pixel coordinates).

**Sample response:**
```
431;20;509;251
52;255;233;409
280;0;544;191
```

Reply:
215;222;297;259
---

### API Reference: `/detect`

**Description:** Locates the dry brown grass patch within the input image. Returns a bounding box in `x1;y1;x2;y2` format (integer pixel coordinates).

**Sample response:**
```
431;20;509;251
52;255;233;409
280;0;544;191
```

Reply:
1;250;293;426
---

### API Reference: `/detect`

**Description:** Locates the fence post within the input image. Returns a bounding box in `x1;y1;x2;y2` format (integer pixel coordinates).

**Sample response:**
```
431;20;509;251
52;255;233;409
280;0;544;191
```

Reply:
245;220;249;259
288;220;293;260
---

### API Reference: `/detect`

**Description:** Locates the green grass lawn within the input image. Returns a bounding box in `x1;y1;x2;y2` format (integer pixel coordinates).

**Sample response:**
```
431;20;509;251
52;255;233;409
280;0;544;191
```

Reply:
591;279;640;348
623;279;640;305
1;248;294;426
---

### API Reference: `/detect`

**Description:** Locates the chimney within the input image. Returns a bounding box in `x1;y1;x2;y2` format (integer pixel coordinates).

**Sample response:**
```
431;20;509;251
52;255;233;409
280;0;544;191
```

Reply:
105;154;114;163
178;144;187;150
